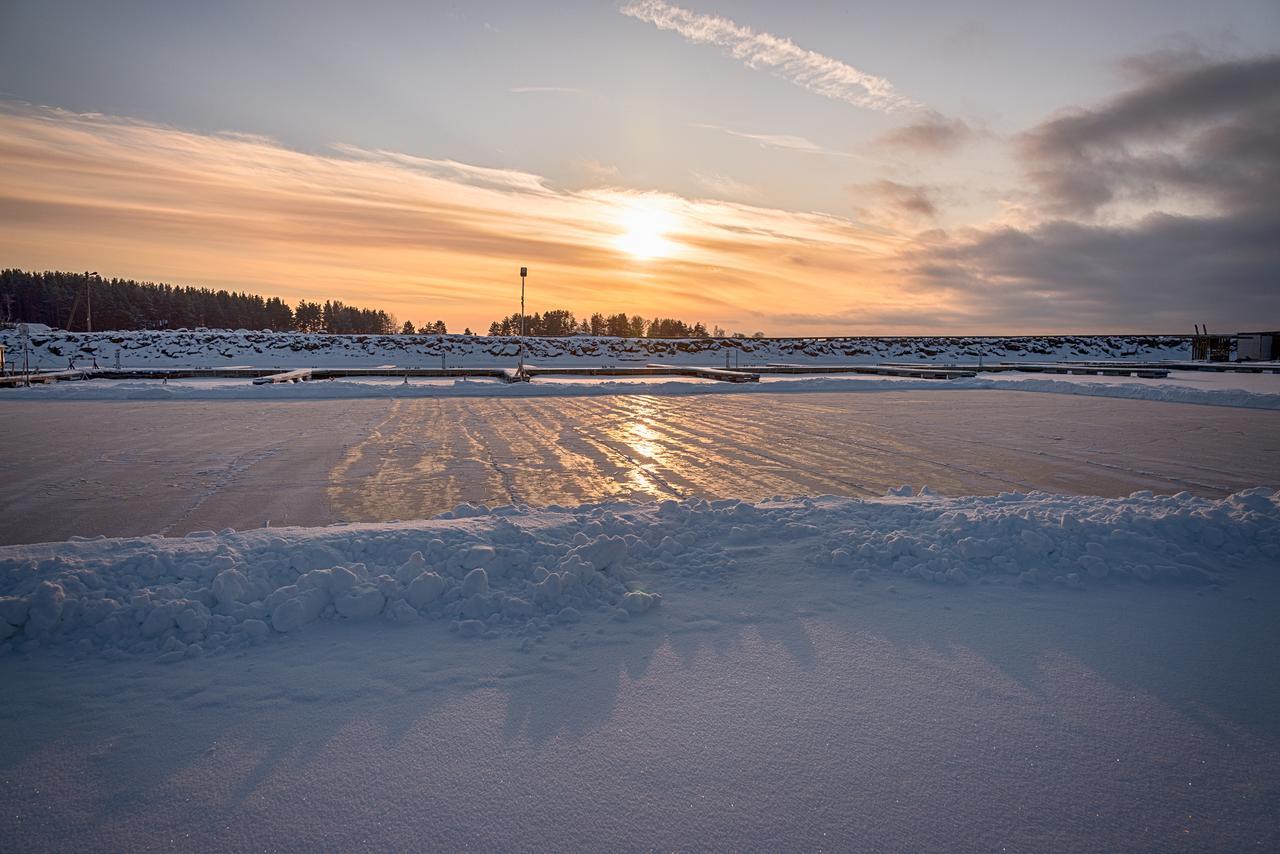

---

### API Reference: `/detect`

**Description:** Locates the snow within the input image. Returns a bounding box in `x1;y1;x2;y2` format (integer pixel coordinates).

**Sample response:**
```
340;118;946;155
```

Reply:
3;329;1278;848
6;370;1280;409
2;489;1279;850
0;328;1192;371
1;489;1275;660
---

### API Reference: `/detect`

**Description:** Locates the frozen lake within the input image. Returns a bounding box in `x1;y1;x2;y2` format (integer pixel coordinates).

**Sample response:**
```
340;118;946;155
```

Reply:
2;390;1278;545
2;388;1278;851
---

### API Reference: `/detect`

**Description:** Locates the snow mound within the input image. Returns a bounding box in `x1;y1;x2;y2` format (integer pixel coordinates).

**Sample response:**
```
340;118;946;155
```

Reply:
0;489;1276;661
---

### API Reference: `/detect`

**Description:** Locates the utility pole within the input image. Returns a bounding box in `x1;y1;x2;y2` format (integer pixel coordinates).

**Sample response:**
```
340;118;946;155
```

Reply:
21;322;30;387
518;266;527;373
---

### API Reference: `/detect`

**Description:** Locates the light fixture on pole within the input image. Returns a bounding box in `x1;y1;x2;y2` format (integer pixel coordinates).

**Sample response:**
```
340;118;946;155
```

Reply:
86;271;98;333
518;266;527;372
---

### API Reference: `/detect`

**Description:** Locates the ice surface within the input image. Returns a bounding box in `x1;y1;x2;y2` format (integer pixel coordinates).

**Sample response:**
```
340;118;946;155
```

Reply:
4;391;1278;546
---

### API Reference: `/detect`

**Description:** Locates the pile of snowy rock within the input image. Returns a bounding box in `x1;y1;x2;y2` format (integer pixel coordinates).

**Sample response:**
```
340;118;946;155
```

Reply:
0;488;1276;662
0;326;1191;370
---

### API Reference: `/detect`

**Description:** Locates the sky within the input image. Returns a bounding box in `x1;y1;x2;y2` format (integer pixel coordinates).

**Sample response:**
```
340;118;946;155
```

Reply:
0;0;1277;334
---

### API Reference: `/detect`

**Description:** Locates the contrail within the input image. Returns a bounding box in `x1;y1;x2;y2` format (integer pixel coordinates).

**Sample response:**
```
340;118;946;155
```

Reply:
621;1;918;112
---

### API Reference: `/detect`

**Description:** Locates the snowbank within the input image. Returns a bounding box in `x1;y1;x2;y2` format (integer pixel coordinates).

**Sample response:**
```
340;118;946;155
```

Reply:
0;327;1190;370
2;488;1275;661
7;372;1280;409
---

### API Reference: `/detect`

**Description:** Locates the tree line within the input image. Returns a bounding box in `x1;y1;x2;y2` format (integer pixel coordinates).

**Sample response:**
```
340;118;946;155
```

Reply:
0;269;407;335
487;310;760;339
0;270;763;339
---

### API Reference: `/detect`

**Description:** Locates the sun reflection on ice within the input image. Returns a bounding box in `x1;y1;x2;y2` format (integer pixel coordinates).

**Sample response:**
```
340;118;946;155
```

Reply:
612;398;674;499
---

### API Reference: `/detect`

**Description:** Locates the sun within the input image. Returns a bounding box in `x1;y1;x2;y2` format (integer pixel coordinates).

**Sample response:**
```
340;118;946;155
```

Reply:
613;202;678;260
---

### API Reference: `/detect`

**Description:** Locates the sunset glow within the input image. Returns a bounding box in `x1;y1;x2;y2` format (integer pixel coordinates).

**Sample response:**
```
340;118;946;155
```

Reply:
613;201;679;260
0;2;1274;333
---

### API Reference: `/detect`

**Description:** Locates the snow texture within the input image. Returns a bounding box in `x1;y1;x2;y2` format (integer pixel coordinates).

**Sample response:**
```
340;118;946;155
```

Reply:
1;488;1275;662
1;328;1188;370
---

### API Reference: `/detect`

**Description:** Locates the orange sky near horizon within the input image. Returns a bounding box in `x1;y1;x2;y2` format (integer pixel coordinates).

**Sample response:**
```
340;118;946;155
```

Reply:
0;106;947;335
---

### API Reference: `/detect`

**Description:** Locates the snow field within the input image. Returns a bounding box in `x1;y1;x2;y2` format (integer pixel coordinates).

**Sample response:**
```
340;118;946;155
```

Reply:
1;488;1276;662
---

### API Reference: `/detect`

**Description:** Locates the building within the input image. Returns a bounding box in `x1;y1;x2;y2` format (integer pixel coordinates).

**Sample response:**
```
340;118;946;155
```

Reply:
1237;331;1278;362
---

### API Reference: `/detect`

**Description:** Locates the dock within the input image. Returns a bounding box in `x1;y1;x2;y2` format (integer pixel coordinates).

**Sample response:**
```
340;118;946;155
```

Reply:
752;364;977;380
7;357;1272;390
252;368;313;385
882;362;1170;378
0;369;91;388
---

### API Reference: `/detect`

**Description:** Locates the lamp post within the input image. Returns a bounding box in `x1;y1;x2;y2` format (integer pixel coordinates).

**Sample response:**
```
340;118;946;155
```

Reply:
518;266;527;373
86;271;98;333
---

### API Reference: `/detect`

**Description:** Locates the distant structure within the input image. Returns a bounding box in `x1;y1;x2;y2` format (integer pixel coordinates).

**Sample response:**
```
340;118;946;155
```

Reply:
1237;331;1279;362
1189;324;1280;362
1190;324;1233;361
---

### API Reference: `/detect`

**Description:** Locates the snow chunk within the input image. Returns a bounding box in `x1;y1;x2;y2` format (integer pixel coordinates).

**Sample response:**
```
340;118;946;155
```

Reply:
622;590;661;615
334;585;385;620
460;567;489;598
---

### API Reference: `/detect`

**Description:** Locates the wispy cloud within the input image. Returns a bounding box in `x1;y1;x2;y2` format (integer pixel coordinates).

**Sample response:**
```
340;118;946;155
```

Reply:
508;86;585;95
0;103;923;333
6;97;1250;334
876;112;976;153
691;171;760;200
850;179;938;219
693;123;854;157
621;0;916;112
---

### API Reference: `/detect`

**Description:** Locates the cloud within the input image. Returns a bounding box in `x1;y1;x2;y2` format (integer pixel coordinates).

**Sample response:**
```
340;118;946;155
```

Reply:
693;123;853;157
508;86;585;95
576;158;622;183
851;180;937;218
1115;42;1213;81
876;112;975;153
1018;54;1280;218
909;209;1279;331
901;54;1280;332
0;103;928;333
621;1;916;112
4;83;1268;335
691;171;759;200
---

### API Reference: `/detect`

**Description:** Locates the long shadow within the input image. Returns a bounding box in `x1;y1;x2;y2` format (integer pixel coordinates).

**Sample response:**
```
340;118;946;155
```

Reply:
1;559;1277;837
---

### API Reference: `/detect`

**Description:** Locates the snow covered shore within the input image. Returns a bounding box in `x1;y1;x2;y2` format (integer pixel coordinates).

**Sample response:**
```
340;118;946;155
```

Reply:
2;488;1276;662
6;370;1280;409
1;327;1190;370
